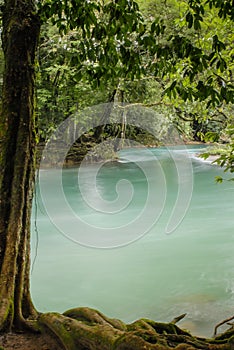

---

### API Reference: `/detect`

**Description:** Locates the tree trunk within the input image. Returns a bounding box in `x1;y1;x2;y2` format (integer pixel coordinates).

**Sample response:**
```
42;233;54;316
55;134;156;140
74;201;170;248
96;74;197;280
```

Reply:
0;0;40;332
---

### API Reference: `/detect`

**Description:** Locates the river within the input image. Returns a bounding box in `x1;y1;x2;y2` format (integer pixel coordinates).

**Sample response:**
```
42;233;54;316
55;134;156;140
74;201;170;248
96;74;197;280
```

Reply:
31;145;234;337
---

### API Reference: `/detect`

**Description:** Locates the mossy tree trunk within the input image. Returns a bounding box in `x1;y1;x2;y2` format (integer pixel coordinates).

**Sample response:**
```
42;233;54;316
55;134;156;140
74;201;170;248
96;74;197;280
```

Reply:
0;0;40;332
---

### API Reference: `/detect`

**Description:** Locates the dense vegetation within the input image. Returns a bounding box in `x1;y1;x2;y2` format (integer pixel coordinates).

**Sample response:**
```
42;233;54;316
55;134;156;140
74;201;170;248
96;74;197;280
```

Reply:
35;2;233;135
1;0;233;159
36;0;232;175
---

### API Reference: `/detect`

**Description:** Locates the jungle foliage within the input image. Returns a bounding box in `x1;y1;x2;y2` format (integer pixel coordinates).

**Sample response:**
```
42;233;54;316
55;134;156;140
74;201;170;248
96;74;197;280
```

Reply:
34;0;233;164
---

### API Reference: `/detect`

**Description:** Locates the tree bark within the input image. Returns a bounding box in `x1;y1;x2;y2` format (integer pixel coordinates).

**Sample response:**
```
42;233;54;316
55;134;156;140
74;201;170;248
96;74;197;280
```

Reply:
0;0;40;331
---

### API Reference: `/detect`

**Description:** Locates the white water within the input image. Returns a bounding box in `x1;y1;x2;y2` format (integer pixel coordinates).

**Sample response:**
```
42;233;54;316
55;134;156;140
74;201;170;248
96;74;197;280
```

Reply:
31;145;234;337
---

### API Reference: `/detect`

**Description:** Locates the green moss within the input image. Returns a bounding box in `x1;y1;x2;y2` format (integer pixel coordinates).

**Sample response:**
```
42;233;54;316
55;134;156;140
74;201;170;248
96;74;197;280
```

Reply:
40;309;234;350
64;307;126;331
127;319;156;332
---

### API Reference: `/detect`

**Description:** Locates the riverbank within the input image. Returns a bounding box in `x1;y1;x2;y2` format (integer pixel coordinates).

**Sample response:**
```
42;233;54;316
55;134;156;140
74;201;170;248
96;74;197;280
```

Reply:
1;308;234;350
37;139;208;168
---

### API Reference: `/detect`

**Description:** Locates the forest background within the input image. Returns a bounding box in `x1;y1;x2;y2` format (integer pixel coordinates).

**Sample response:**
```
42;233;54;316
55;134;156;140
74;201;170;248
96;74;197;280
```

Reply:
0;0;233;167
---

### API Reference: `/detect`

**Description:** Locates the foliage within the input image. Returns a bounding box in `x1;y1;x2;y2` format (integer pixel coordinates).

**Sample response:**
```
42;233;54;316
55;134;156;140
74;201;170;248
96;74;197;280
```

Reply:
37;0;145;86
1;0;234;168
36;25;111;140
201;125;234;181
37;0;234;103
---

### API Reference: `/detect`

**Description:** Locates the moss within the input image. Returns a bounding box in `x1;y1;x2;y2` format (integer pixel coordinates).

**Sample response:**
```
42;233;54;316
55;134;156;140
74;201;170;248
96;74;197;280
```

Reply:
214;328;234;341
0;298;14;333
113;333;168;350
64;307;126;331
144;320;180;335
127;319;157;333
39;308;234;350
39;313;77;350
40;312;122;350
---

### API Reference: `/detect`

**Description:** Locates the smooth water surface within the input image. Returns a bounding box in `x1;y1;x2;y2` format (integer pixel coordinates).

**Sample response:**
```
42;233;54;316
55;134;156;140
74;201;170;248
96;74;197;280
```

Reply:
31;145;234;337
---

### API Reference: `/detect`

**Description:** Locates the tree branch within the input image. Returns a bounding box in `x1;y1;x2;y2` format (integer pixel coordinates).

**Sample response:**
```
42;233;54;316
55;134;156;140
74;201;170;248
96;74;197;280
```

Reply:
213;315;234;337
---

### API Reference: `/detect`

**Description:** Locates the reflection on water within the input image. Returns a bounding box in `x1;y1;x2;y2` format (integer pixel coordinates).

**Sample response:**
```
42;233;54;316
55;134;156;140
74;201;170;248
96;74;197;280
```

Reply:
31;145;234;337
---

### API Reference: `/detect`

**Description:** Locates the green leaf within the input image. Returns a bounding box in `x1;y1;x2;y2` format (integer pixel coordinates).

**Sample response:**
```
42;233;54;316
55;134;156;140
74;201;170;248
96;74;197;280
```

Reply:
194;19;201;30
215;176;223;183
186;12;194;28
204;132;220;142
200;152;210;160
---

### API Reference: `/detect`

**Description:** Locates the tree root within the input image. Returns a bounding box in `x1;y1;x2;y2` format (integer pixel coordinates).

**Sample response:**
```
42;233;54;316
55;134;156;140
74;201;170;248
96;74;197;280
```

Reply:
213;316;234;337
38;307;234;350
13;317;41;334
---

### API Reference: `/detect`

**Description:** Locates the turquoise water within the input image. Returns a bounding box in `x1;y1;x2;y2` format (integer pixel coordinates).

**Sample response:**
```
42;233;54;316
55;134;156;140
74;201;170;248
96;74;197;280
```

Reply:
31;145;234;337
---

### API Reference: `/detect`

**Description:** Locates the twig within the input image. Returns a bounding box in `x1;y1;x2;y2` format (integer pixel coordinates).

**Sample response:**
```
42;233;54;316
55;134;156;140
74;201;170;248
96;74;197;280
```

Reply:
213;315;234;337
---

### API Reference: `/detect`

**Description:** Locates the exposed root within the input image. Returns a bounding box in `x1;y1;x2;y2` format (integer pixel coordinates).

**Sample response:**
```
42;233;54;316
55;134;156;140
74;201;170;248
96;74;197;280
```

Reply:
38;307;234;350
214;316;234;337
13;317;41;334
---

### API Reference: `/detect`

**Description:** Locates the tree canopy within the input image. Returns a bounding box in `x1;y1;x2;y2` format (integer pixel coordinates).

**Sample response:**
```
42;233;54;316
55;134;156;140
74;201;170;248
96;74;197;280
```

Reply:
32;0;234;174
